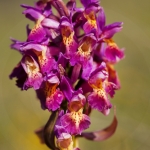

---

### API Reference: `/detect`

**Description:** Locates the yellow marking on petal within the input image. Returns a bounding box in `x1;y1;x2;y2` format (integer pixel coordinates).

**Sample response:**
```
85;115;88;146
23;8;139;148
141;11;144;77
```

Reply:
34;48;48;67
61;26;74;47
58;64;65;76
44;82;58;98
77;37;93;58
30;21;41;35
70;109;83;128
84;11;97;29
94;88;107;102
106;63;116;79
89;77;103;89
24;56;39;76
29;14;44;37
104;39;118;48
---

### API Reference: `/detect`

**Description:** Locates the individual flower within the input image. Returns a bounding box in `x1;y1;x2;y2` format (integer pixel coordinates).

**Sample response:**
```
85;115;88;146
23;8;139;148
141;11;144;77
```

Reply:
100;39;125;63
95;8;125;63
36;73;64;111
87;62;116;115
21;54;43;90
19;42;57;74
70;33;96;66
82;1;100;35
60;16;78;57
70;33;97;80
22;3;59;42
60;93;91;135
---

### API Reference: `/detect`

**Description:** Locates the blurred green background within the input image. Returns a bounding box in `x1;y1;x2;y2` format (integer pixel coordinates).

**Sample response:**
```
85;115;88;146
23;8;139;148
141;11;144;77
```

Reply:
0;0;150;149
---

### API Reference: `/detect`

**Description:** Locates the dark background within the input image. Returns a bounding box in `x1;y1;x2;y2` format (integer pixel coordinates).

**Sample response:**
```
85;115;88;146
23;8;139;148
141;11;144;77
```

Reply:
0;0;150;149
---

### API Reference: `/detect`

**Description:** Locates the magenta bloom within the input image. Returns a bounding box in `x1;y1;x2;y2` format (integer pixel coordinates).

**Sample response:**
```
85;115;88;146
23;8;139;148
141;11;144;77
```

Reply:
60;93;90;135
101;40;125;63
21;54;43;90
87;62;117;115
36;74;64;111
60;16;78;58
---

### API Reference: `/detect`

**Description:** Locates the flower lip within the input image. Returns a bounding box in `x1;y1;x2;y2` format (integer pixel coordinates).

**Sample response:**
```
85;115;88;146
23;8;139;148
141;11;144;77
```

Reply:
87;89;112;115
60;109;91;135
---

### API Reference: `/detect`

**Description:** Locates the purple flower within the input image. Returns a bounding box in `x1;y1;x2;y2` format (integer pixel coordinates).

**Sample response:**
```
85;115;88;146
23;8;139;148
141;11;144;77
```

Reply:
21;54;43;90
101;40;125;63
83;3;100;35
60;93;90;135
13;41;57;74
87;62;116;115
36;74;64;111
69;33;97;80
88;89;112;115
81;0;99;8
22;4;59;42
60;16;78;57
70;33;96;65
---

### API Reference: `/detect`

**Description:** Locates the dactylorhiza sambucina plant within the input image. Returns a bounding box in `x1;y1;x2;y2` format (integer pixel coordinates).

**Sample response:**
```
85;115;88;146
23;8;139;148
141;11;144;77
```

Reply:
10;0;125;149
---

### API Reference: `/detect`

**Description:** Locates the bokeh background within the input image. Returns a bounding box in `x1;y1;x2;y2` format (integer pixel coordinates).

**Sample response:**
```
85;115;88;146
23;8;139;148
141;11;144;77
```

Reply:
0;0;150;149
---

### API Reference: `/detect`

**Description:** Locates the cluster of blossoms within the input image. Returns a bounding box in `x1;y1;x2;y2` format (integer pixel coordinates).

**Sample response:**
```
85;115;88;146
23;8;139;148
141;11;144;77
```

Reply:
10;0;124;149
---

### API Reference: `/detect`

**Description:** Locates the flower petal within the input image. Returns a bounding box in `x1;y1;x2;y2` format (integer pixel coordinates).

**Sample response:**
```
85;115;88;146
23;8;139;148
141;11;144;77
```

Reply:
21;4;44;21
46;89;64;111
87;89;112;115
27;22;47;42
42;18;59;29
60;111;90;135
102;22;123;39
21;55;43;90
107;64;121;89
97;7;105;31
89;62;108;86
103;45;125;63
60;76;74;101
20;43;47;52
81;0;99;8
